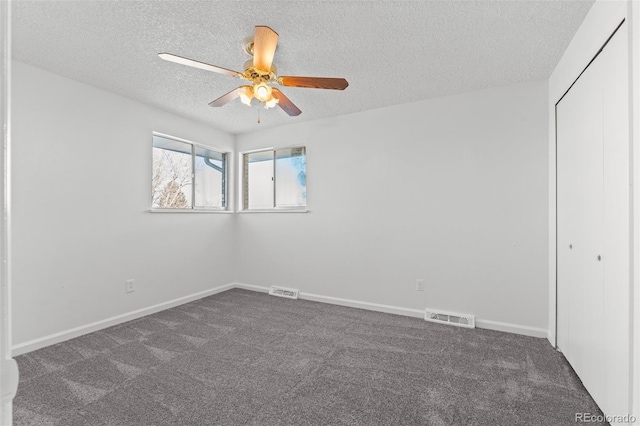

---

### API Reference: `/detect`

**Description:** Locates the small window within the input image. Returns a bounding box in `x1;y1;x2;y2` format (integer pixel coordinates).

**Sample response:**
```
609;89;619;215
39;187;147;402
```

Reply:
242;147;306;210
152;134;227;210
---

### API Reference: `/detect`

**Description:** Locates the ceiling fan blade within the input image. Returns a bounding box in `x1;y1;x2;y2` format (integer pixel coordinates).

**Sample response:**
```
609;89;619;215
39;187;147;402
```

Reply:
271;89;301;116
278;76;349;90
159;53;241;77
208;86;249;107
252;26;279;72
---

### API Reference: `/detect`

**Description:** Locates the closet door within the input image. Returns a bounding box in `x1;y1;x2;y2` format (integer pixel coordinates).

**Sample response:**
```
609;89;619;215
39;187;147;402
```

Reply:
556;70;585;355
555;110;577;358
556;55;605;406
556;22;629;417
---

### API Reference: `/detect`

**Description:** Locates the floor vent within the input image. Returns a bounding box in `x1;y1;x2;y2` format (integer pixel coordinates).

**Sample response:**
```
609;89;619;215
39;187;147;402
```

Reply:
424;309;475;329
268;286;299;299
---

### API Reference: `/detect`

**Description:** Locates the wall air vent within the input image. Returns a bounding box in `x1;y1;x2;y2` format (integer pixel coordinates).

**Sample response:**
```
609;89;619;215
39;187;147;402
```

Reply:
424;309;475;329
268;286;299;300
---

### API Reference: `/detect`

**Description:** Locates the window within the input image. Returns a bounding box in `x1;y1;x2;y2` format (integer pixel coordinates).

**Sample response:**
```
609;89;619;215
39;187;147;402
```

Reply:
242;147;306;210
152;134;227;210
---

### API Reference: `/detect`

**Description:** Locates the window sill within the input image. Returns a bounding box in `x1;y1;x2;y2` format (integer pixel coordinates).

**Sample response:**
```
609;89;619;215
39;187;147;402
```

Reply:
236;209;310;214
149;209;233;214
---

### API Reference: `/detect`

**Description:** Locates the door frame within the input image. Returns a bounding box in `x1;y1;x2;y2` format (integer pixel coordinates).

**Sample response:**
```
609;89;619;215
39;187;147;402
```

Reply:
0;0;18;424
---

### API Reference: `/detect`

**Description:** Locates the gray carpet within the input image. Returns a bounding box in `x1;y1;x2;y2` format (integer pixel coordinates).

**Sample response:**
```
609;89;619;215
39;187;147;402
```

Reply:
13;288;606;425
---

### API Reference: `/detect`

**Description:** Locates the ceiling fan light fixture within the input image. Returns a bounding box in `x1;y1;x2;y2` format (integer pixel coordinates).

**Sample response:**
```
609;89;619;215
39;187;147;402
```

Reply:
239;86;254;106
264;97;279;109
253;82;272;102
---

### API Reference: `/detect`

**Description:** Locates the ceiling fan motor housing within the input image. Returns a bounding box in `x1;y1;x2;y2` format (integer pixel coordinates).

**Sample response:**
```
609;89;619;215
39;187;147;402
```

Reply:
242;60;277;84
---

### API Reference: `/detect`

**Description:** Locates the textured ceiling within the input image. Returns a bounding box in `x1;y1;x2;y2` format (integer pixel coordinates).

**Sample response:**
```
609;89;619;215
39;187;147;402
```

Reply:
12;0;594;135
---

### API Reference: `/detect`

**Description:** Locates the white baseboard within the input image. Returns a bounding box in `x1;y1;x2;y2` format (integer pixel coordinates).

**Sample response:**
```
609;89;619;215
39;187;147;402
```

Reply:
233;282;270;293
234;283;546;337
234;283;425;318
300;291;425;319
12;283;235;356
13;282;549;356
475;319;548;338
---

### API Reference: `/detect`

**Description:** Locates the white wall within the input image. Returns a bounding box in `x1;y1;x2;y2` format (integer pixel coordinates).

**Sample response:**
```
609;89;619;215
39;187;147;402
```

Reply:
11;62;550;351
11;61;236;349
235;80;549;334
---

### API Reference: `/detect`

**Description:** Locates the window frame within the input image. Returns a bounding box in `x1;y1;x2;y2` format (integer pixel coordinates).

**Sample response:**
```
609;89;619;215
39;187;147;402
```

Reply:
239;145;308;212
151;132;230;212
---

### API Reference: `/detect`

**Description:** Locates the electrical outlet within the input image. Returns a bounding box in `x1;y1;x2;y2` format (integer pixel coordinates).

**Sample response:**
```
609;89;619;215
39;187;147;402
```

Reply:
416;279;425;291
125;279;135;293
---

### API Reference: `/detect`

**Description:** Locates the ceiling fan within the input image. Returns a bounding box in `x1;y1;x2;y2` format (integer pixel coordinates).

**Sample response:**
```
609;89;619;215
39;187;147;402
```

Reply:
159;26;348;117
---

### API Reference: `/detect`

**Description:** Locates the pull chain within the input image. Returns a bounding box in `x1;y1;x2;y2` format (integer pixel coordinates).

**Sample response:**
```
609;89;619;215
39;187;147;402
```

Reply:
257;108;261;124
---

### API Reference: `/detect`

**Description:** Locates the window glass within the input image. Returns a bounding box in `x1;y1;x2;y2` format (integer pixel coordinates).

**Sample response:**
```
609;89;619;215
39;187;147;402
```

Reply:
275;147;306;208
245;151;274;210
152;134;227;210
152;137;192;209
242;147;306;210
194;146;226;208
